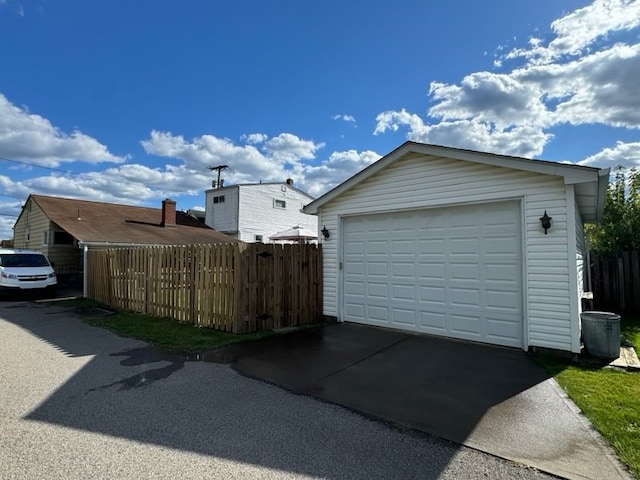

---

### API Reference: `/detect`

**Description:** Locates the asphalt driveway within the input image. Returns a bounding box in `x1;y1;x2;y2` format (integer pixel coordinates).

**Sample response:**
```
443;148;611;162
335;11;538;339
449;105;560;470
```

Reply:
209;323;632;480
0;300;559;480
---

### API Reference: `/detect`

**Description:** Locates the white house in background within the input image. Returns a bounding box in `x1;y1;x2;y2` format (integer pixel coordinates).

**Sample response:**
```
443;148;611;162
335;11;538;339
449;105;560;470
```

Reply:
303;141;609;354
205;179;317;242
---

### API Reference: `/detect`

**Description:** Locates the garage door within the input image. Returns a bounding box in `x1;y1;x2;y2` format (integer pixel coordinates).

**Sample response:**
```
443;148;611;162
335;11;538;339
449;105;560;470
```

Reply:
342;201;523;348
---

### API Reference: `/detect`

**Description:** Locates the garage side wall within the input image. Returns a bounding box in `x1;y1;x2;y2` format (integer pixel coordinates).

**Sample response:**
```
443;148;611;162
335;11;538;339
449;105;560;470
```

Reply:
318;154;575;351
575;201;586;305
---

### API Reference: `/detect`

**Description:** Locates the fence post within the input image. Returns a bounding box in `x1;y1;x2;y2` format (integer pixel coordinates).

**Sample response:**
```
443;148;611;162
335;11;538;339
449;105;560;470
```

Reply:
633;251;640;313
617;255;625;312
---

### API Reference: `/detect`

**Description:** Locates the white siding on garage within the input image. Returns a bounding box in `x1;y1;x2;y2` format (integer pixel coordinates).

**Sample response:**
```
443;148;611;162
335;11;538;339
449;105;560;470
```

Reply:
575;200;586;305
318;153;576;352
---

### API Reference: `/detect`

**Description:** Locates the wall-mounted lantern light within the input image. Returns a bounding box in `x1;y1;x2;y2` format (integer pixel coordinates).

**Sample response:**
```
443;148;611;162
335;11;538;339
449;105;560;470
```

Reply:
321;226;330;240
540;210;552;234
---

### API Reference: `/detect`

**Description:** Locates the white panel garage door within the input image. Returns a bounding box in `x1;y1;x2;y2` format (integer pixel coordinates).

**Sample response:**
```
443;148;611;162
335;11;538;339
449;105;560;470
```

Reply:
342;201;523;348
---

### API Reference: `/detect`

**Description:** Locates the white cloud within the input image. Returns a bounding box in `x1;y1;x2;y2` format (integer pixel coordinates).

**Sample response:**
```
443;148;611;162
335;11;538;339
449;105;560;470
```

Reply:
544;44;640;127
142;130;325;182
0;217;16;241
505;0;640;65
0;122;377;239
580;141;640;169
141;129;377;197
0;197;21;241
262;133;324;164
374;109;428;136
141;130;273;178
374;0;640;157
332;114;356;124
293;149;381;196
428;73;548;129
0;94;126;167
241;133;268;144
0;160;212;217
375;111;551;158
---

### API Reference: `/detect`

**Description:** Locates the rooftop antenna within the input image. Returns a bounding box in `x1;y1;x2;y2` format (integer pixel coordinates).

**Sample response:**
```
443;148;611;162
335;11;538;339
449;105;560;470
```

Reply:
208;165;229;189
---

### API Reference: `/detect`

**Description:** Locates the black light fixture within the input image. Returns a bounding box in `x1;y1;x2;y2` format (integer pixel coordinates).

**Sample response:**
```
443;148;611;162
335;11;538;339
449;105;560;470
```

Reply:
321;225;330;240
540;210;552;234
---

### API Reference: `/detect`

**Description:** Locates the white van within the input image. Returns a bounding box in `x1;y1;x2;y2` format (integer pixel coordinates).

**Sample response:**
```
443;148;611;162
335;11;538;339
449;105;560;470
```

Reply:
0;249;57;295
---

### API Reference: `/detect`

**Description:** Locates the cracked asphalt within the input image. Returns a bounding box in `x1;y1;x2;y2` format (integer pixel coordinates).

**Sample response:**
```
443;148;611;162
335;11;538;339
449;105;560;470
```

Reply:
0;300;558;479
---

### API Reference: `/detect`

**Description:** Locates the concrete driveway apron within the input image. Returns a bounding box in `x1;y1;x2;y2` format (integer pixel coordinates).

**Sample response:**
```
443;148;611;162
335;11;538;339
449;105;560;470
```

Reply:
215;323;632;480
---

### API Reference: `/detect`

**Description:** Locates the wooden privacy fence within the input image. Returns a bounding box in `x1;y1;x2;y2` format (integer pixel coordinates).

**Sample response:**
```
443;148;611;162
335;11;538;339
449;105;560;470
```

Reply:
87;243;323;333
591;251;640;314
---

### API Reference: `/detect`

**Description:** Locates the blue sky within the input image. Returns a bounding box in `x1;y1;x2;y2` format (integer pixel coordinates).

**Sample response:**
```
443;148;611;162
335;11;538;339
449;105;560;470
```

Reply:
1;0;640;240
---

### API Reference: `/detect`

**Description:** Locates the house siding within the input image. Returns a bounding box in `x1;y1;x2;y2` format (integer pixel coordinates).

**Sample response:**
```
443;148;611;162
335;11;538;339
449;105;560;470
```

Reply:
205;186;240;236
13;199;81;275
318;154;576;351
205;183;316;243
13;198;50;251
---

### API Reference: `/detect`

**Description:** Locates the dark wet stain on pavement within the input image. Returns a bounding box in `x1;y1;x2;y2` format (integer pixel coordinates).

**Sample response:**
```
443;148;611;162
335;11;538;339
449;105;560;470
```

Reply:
91;345;185;391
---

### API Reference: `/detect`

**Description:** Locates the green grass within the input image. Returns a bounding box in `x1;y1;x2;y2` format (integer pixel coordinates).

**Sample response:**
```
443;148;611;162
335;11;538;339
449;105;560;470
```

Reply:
51;298;272;353
534;315;640;479
622;315;640;350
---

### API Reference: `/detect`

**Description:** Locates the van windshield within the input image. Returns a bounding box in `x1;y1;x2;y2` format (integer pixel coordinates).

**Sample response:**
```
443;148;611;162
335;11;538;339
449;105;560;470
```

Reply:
0;254;51;268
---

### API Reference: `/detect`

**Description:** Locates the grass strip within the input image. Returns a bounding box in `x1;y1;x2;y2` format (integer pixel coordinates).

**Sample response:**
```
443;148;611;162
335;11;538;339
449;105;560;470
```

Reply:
534;316;640;479
52;298;271;353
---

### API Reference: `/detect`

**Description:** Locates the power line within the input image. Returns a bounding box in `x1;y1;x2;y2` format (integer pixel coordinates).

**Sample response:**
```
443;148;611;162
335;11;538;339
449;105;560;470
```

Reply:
0;156;184;193
0;193;24;201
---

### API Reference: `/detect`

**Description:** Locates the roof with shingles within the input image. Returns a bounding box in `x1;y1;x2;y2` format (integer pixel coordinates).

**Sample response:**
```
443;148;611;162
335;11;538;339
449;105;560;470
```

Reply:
27;195;237;245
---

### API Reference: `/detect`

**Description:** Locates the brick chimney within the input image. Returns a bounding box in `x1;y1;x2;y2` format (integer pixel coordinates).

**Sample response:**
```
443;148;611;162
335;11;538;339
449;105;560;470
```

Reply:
161;199;176;228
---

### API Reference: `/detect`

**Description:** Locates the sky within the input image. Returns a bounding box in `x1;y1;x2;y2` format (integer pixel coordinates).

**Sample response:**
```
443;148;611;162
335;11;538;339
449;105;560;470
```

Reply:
1;0;640;240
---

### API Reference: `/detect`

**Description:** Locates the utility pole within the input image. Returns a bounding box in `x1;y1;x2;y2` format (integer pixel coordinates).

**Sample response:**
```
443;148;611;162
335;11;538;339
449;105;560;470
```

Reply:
208;165;228;189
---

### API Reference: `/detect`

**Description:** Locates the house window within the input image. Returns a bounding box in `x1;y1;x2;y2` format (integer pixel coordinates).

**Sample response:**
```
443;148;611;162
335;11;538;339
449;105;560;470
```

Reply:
53;231;75;246
255;234;263;243
274;199;286;209
25;225;30;242
42;231;48;245
213;195;225;204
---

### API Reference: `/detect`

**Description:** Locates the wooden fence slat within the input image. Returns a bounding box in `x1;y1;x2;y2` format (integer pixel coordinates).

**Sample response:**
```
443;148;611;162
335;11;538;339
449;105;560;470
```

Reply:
633;251;640;312
592;251;640;314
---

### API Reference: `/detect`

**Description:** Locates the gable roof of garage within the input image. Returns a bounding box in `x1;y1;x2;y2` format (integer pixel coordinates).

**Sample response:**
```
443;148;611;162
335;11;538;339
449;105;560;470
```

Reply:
303;141;610;222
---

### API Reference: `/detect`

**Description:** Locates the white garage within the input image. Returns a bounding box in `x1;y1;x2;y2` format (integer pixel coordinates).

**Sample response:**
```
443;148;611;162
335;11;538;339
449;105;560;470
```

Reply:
303;142;609;353
343;201;523;348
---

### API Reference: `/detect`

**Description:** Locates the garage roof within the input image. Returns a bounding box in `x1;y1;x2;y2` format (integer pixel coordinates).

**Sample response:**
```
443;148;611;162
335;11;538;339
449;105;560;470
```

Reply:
303;142;610;222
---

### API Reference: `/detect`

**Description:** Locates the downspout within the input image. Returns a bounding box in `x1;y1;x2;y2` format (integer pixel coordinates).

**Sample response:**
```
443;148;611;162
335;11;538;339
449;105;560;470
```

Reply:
82;243;88;298
585;235;592;293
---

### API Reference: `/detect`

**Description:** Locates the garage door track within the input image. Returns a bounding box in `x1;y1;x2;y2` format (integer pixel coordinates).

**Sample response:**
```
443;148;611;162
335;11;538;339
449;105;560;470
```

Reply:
208;323;631;480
